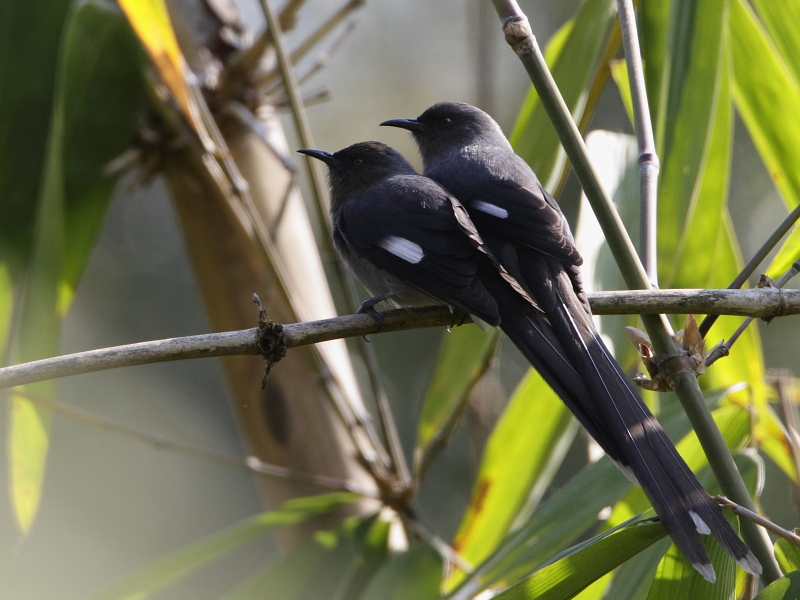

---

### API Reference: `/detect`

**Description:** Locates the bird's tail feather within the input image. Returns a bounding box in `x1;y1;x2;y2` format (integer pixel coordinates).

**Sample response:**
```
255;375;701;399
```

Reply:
497;256;760;581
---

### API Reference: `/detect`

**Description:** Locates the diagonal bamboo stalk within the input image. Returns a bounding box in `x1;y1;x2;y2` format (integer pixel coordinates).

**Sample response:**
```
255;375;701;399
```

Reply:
489;0;781;582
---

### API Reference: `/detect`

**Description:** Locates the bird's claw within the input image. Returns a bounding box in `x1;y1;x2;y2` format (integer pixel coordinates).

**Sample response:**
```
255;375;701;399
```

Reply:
356;293;394;331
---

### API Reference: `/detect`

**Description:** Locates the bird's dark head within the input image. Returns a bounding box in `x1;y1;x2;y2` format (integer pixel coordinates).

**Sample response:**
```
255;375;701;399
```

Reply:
381;101;510;165
298;141;416;211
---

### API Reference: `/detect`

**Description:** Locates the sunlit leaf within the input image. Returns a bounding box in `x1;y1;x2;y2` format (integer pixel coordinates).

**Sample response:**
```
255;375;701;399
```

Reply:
644;514;739;600
600;539;673;600
415;326;497;467
639;0;670;134
511;0;617;191
775;537;800;574
449;370;577;586
0;264;11;350
6;0;146;534
657;0;728;286
492;518;667;600
85;493;361;600
466;388;728;596
116;0;190;123
756;406;797;482
750;0;800;87
753;572;800;600
730;0;800;278
358;543;442;600
609;60;634;124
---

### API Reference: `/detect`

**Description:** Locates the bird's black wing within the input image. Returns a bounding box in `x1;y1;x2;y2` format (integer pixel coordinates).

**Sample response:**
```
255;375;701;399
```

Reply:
462;179;583;267
336;175;500;325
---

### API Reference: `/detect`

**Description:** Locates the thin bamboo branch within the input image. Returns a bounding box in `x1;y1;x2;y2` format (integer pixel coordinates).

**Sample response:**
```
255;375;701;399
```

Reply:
0;390;375;496
259;21;357;97
260;0;410;483
700;202;800;338
706;260;800;366
402;514;474;574
257;0;364;90
3;288;800;391
618;0;660;285
717;496;800;546
489;0;781;582
260;0;330;231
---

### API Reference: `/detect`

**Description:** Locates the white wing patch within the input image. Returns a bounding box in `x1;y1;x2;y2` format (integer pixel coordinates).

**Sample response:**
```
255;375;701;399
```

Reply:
378;236;424;264
690;511;711;535
472;200;509;219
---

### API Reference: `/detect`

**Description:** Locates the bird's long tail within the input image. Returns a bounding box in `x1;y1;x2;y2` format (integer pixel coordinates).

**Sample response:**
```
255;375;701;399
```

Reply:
490;256;760;582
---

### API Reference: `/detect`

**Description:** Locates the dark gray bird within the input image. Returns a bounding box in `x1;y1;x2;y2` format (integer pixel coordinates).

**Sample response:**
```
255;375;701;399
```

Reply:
380;101;760;582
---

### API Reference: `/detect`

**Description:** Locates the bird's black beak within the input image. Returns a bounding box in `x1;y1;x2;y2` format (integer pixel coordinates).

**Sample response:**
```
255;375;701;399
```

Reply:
298;148;338;166
380;118;424;132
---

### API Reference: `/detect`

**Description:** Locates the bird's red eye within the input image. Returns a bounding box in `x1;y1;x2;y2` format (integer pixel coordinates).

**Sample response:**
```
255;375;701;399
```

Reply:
440;117;452;126
353;158;363;166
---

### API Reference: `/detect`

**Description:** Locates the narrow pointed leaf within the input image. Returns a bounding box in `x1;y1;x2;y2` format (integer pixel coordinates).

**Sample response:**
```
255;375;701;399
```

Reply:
750;0;800;86
644;515;739;600
221;513;389;600
775;537;800;575
657;0;728;286
7;0;146;533
84;493;360;600
730;0;800;278
449;370;576;582
752;572;800;600
415;326;497;464
511;0;617;191
492;518;667;600
116;0;191;124
358;543;442;600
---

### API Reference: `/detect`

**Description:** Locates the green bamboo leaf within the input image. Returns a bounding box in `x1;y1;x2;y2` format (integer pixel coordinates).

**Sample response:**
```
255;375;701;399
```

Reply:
221;513;389;600
85;493;360;600
415;326;497;467
600;539;673;600
467;388;729;595
0;264;11;351
358;543;442;600
775;537;800;574
510;0;617;191
644;514;739;600
730;0;800;278
646;0;768;409
492;518;668;600
570;572;614;600
753;572;800;600
609;60;634;124
448;370;577;585
6;0;146;534
639;0;670;136
0;0;71;275
750;0;800;86
657;0;728;286
759;407;798;483
643;450;761;599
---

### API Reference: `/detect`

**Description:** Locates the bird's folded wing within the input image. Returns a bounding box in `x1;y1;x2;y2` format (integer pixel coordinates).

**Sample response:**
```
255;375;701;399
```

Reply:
337;181;500;324
466;179;583;267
